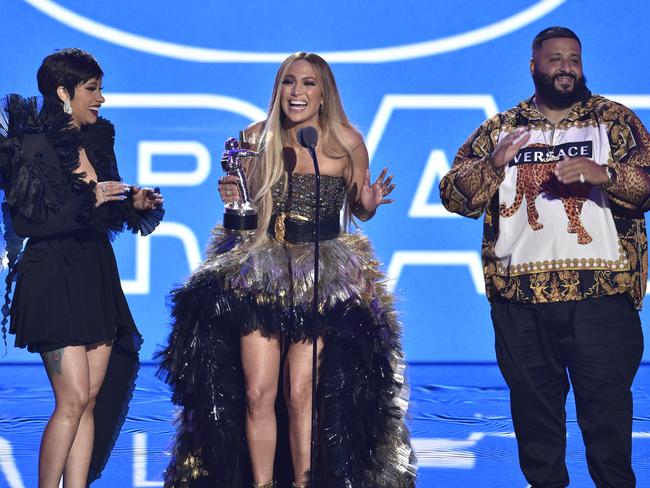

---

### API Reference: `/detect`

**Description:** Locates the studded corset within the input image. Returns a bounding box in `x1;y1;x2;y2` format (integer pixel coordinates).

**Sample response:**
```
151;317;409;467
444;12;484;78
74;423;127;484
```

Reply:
271;173;346;221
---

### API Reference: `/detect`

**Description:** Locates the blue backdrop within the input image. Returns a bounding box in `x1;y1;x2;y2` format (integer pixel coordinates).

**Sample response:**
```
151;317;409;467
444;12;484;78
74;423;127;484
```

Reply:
2;0;650;363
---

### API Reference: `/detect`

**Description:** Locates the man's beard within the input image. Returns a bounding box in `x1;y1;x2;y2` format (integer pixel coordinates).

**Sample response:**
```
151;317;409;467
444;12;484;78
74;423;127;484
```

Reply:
532;70;588;109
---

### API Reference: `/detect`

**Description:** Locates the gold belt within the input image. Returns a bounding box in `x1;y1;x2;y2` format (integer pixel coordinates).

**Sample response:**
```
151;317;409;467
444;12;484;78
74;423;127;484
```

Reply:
273;212;309;244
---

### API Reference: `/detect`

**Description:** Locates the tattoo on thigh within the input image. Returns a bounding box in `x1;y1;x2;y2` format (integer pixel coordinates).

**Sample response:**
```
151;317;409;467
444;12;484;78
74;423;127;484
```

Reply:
44;348;65;375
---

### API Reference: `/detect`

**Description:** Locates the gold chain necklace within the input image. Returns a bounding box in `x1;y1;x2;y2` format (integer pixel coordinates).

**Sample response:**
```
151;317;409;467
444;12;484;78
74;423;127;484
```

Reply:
533;98;572;163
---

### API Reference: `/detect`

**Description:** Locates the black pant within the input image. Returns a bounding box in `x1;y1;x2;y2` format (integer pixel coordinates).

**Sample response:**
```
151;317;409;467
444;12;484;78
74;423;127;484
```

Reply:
491;294;643;488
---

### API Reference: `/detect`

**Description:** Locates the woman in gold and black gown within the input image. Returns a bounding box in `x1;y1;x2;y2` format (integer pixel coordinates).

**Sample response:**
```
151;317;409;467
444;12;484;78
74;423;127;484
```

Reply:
157;52;416;488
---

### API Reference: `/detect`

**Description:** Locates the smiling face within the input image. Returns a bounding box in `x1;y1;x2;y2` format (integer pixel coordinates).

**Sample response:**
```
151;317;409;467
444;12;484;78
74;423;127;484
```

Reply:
58;77;105;127
280;59;323;129
531;37;587;108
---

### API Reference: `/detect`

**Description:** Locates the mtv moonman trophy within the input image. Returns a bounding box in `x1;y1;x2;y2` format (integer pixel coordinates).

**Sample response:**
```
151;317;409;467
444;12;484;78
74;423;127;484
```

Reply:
221;137;258;230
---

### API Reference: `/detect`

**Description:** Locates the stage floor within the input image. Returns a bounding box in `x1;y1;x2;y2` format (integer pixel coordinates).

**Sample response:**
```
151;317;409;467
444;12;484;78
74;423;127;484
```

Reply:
1;363;649;487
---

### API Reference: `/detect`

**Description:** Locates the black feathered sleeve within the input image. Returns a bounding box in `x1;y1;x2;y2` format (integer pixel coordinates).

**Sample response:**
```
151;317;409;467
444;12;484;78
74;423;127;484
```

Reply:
7;131;89;237
0;95;95;238
0;111;11;174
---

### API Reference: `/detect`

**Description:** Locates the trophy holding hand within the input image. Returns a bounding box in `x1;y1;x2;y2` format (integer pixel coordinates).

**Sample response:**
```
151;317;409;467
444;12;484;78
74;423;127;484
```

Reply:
221;137;258;230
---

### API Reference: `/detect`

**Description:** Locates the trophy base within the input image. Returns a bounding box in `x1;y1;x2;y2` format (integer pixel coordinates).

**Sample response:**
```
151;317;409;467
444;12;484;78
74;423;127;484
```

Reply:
223;212;258;230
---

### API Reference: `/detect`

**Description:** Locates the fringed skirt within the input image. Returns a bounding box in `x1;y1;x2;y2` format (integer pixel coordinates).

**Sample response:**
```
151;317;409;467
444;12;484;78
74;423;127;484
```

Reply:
156;227;416;487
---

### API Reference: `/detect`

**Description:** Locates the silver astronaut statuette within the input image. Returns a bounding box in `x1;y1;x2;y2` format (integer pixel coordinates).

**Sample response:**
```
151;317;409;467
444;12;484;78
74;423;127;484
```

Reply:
221;137;258;230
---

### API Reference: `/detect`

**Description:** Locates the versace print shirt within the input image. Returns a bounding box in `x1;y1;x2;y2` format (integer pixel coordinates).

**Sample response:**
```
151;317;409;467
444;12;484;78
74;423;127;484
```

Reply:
440;95;650;308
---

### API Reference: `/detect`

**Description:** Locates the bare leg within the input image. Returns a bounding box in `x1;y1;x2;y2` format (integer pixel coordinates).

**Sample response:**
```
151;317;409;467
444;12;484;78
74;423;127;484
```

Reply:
63;342;112;487
241;331;281;484
284;338;324;486
38;346;90;488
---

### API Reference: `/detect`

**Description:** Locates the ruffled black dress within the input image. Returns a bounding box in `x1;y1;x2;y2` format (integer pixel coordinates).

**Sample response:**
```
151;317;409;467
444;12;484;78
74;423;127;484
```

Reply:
0;94;164;482
157;173;417;487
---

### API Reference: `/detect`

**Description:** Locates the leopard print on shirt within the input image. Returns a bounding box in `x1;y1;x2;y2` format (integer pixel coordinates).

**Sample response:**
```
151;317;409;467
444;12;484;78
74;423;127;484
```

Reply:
499;161;593;244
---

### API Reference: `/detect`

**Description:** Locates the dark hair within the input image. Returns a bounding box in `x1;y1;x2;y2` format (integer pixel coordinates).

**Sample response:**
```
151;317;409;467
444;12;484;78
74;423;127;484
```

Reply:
37;48;103;100
532;26;581;52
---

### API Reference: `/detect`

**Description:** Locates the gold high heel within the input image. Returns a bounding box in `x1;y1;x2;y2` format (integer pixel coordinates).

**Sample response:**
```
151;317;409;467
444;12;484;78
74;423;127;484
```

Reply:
252;482;276;488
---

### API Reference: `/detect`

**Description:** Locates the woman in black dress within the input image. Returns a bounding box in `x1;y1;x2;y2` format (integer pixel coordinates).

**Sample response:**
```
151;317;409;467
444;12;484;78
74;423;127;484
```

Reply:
0;48;163;487
158;52;415;488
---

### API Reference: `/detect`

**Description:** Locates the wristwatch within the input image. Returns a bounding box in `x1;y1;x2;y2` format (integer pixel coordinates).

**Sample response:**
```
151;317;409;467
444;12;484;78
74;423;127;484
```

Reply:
602;165;617;187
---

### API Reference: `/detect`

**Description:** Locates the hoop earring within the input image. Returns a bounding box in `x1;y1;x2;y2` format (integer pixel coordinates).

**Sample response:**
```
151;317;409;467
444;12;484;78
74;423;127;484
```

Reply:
63;99;72;115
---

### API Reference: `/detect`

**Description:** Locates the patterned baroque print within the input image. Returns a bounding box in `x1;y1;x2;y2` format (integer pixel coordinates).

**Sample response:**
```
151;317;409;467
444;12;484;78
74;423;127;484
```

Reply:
597;96;650;210
438;116;504;218
447;95;650;309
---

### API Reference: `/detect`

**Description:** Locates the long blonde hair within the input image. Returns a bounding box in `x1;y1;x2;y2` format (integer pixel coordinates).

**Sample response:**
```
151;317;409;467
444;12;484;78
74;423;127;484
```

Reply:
246;52;358;247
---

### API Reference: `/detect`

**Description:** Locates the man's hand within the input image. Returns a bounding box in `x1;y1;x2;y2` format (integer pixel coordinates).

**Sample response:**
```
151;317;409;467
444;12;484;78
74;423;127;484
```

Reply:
555;157;609;185
490;127;531;169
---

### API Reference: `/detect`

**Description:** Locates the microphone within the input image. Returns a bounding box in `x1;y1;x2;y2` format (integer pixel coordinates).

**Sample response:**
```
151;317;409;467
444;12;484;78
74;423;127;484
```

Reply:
297;124;321;486
297;126;319;175
297;126;318;148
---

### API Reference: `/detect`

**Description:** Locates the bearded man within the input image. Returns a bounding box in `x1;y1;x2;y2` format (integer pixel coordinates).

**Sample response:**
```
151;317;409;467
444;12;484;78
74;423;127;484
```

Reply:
440;26;650;487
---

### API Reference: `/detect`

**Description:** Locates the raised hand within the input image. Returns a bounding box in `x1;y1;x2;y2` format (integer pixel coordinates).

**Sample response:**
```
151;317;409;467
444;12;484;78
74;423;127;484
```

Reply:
490;128;531;169
357;167;395;218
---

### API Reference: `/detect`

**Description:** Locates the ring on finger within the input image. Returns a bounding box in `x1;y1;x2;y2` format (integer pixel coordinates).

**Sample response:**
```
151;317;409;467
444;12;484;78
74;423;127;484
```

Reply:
579;173;585;184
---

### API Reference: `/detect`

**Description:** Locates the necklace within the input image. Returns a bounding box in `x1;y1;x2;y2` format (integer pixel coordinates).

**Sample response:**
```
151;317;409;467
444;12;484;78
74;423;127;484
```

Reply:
533;98;571;163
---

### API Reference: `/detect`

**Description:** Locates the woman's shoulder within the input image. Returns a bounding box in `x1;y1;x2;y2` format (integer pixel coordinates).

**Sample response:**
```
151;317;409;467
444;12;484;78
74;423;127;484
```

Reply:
0;94;77;164
240;120;265;148
339;124;365;151
2;93;36;114
336;125;367;160
1;94;43;138
244;120;265;133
